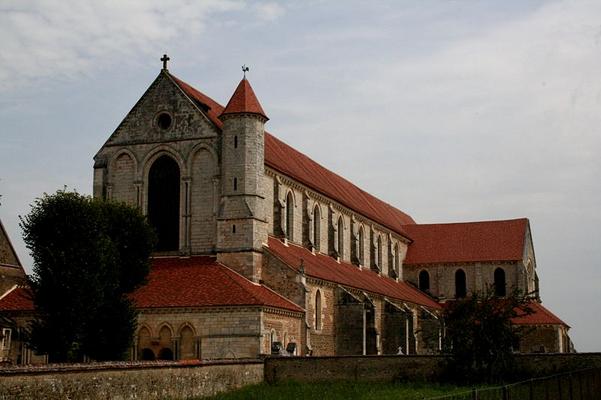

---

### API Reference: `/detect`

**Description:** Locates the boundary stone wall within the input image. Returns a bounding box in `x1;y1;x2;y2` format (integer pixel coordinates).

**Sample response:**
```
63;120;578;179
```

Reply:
0;360;263;400
264;353;601;384
1;353;601;399
265;355;445;383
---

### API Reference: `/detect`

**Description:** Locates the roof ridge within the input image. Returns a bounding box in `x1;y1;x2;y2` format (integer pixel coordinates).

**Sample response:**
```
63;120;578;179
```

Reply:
534;302;569;327
405;218;528;228
215;261;270;305
0;284;18;302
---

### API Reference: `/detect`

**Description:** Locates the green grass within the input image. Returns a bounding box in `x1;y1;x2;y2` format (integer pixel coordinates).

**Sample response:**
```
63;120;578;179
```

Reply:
202;381;475;400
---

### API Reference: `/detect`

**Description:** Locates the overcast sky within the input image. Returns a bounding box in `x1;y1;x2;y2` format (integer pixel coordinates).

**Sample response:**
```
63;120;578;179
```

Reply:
1;0;599;352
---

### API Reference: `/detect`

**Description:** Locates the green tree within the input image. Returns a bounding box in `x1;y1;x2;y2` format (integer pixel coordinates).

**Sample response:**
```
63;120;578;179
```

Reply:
20;190;155;362
441;287;534;383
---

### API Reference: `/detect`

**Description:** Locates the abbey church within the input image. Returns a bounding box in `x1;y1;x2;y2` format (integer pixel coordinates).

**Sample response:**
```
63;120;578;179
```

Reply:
0;58;572;363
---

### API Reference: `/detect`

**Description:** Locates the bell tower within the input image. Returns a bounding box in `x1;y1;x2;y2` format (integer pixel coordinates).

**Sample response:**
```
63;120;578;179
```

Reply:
216;75;268;282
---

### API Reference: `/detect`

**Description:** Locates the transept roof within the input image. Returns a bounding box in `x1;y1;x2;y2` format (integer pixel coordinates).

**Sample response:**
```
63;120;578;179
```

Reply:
0;258;304;313
131;256;303;312
404;218;528;265
512;301;568;327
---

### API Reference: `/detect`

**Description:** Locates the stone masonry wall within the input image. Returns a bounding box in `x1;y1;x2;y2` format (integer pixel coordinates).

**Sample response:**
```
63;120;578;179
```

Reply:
265;169;409;279
518;324;565;353
0;360;263;400
94;71;221;255
306;282;337;356
265;355;445;383
264;353;601;384
404;261;520;300
0;226;20;267
136;308;262;360
262;311;303;355
2;354;600;399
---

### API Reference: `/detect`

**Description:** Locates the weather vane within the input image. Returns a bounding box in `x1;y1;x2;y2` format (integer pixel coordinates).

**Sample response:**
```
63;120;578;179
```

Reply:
242;64;250;78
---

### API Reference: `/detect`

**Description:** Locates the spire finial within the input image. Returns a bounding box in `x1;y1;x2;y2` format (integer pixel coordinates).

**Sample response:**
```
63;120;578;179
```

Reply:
242;64;249;78
161;54;170;70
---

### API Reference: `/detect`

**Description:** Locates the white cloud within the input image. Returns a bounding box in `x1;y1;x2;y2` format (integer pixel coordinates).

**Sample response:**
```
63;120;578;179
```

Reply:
254;2;285;21
0;0;243;91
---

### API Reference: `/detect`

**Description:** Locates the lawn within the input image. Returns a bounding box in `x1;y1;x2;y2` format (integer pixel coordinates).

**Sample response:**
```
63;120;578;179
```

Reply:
202;381;475;400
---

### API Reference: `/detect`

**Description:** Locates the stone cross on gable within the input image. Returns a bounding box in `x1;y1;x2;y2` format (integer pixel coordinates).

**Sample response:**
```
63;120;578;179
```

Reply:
161;54;170;70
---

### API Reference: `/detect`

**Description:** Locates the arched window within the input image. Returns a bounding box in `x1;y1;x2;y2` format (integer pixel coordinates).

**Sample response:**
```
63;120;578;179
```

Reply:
148;155;180;251
419;270;430;292
313;205;320;251
455;269;467;298
374;235;382;267
270;330;278;355
315;290;322;330
358;227;365;265
137;327;152;361
394;243;400;276
158;325;173;360
494;268;506;297
337;216;344;258
179;325;195;360
286;192;294;240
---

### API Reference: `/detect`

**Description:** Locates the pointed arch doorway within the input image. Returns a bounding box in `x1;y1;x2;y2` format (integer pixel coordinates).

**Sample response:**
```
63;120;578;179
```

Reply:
148;155;180;251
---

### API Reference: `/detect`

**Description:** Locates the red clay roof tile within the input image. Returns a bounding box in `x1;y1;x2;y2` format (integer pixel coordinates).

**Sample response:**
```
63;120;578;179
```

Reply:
220;78;268;120
171;74;415;238
265;236;440;309
0;258;303;313
512;301;568;327
404;219;528;265
131;256;303;312
0;287;34;311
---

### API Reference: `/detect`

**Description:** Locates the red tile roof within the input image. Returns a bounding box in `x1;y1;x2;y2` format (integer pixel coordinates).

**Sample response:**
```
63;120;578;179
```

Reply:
131;256;303;312
220;78;268;120
170;74;415;238
265;236;440;309
170;74;225;128
0;287;34;311
265;134;415;234
404;219;528;265
0;259;303;313
512;301;568;327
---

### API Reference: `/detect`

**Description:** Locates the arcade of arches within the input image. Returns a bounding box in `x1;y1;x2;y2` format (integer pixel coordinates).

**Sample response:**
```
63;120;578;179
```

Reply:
136;324;200;361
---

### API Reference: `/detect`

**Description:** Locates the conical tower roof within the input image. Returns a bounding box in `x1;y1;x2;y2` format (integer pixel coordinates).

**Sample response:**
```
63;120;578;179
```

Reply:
220;78;268;120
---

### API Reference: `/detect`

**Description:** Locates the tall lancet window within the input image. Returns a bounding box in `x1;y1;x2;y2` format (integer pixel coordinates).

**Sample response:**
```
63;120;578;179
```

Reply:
374;235;382;268
315;290;322;330
337;216;344;259
455;269;467;298
393;243;400;277
419;270;430;292
148;155;180;251
313;205;321;251
286;192;294;241
494;268;506;297
358;227;365;265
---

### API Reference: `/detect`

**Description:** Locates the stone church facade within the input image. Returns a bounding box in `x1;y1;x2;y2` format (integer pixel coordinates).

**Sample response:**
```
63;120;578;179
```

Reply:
0;59;571;363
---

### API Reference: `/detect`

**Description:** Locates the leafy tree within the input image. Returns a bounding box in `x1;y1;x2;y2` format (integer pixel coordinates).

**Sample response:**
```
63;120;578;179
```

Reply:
20;190;155;362
441;287;534;383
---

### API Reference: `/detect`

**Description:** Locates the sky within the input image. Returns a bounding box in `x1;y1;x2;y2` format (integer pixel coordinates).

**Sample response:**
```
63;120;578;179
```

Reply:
1;0;600;351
